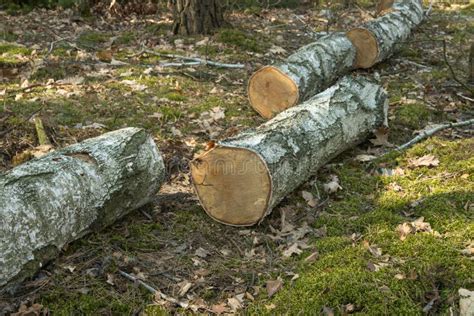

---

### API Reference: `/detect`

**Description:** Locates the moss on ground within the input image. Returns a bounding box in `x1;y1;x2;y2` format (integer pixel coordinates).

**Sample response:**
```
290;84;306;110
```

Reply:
393;103;432;129
250;138;474;314
216;28;265;53
77;31;109;49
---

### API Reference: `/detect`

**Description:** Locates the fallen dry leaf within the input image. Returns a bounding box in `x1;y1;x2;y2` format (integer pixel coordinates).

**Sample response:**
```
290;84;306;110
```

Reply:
266;279;283;298
355;154;377;162
368;245;382;258
269;45;287;55
265;303;276;311
11;303;45;316
106;273;115;286
409;154;439;168
302;190;318;207
323;175;342;194
211;303;229;314
304;251;319;263
396;222;414;241
227;297;242;311
394;273;406;280
282;243;303;258
396;217;434;240
178;280;192;297
322;306;335;316
370;127;394;147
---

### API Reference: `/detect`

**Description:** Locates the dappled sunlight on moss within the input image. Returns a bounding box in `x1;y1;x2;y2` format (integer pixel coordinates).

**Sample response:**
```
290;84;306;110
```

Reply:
253;137;473;314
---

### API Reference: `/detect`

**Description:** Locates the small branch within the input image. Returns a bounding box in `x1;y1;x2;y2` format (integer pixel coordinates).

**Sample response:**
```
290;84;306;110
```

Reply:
393;58;431;70
143;50;245;69
389;119;474;153
457;93;474;102
442;40;474;95
118;270;188;308
425;0;434;17
118;270;157;294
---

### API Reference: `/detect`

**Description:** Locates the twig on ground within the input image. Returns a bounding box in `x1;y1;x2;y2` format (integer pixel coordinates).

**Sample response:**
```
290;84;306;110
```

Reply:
425;0;434;17
46;37;74;57
388;119;474;154
442;40;474;95
142;50;245;69
457;93;474;102
5;81;81;97
394;58;432;70
118;270;188;308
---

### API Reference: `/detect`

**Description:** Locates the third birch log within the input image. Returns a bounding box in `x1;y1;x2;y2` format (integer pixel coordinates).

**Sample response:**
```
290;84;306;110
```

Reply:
192;76;388;226
347;0;424;68
247;33;357;119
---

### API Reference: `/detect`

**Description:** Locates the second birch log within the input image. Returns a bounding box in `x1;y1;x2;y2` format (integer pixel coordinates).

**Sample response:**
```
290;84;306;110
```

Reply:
192;76;388;226
347;0;424;68
247;33;357;119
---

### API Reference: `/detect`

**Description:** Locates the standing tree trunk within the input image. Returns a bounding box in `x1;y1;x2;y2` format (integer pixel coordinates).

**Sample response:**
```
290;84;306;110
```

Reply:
192;76;388;226
170;0;225;35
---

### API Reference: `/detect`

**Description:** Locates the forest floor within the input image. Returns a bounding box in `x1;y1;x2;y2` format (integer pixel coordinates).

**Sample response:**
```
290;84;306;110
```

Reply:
0;2;473;315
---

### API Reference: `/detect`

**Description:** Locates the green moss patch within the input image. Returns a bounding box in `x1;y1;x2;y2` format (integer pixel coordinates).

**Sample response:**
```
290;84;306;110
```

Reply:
251;137;474;314
216;28;264;52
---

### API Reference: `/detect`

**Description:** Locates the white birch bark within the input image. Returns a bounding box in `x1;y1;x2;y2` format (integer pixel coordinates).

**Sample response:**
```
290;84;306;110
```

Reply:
0;128;166;290
248;33;357;118
194;76;388;226
364;0;423;63
274;33;357;102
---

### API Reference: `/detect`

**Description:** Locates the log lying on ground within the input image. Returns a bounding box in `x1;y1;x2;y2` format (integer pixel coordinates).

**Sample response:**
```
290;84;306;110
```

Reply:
347;0;424;68
192;76;388;226
0;128;166;290
248;33;357;118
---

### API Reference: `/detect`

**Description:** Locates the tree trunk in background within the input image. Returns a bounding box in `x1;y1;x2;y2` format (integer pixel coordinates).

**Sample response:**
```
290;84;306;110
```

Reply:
191;76;388;226
0;128;166;290
171;0;225;35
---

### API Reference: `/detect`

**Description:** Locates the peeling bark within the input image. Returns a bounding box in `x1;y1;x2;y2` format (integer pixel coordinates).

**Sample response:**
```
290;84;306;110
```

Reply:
0;128;166;290
192;76;388;226
248;33;357;118
347;0;424;68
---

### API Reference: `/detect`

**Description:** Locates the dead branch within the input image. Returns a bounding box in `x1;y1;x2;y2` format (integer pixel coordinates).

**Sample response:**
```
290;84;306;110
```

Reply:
442;40;474;95
392;119;474;153
118;270;188;308
143;50;245;69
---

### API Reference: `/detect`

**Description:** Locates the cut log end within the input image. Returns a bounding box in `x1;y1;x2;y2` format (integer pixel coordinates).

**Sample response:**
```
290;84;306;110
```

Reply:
248;66;299;119
190;146;271;226
346;28;379;69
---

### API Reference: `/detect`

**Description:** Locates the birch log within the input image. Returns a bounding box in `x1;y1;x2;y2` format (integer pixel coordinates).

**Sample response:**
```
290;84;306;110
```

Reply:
347;0;424;68
192;76;388;226
0;128;166;290
247;33;357;119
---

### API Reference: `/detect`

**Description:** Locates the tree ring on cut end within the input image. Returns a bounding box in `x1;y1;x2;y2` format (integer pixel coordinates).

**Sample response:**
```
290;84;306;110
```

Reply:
191;146;271;226
346;28;379;69
248;66;299;119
